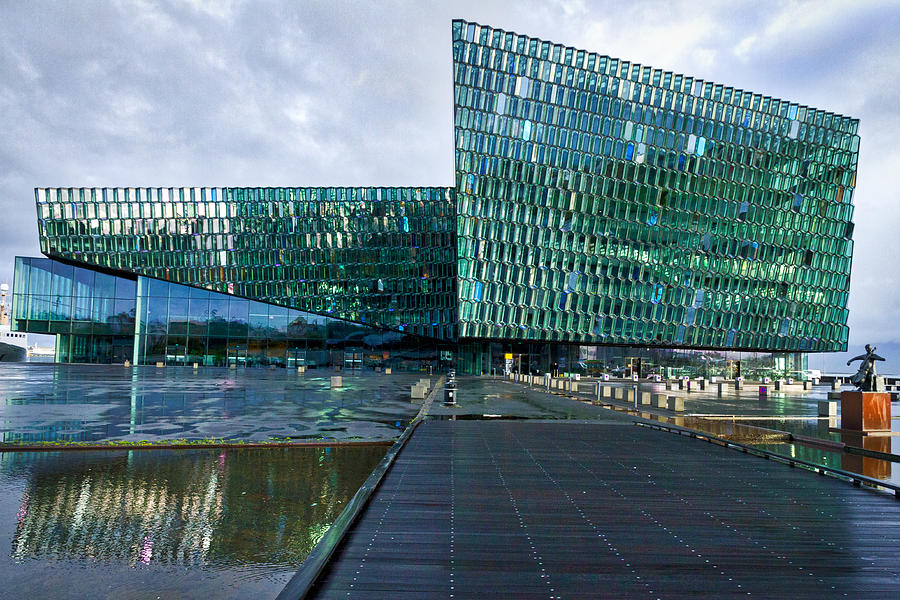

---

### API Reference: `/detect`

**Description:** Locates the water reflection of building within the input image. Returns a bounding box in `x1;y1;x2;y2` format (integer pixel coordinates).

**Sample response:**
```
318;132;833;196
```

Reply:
8;446;384;566
1;365;411;444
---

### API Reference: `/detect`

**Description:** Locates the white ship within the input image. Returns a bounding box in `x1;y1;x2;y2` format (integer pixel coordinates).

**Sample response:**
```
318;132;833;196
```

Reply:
0;283;27;362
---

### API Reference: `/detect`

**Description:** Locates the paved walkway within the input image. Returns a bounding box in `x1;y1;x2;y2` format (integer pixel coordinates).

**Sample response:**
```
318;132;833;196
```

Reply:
309;419;900;599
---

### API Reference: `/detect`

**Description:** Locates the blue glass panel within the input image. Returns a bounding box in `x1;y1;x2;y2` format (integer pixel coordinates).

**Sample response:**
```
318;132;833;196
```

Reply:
51;261;73;298
148;278;169;297
167;296;188;318
115;277;136;299
146;297;167;333
189;286;210;300
248;300;269;338
72;295;92;320
93;273;115;297
74;267;94;296
227;298;249;338
188;297;209;321
169;282;190;299
269;305;288;338
208;297;229;321
31;296;50;320
49;295;72;320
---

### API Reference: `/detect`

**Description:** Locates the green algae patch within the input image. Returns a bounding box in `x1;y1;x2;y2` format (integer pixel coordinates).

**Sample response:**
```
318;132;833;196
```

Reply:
0;436;395;452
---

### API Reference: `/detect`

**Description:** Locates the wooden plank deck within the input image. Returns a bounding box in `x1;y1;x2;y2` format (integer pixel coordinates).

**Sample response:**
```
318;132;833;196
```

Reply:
306;420;900;599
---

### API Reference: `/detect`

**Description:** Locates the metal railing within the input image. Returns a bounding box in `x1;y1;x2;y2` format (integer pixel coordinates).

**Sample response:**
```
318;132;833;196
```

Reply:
500;375;900;498
635;420;900;498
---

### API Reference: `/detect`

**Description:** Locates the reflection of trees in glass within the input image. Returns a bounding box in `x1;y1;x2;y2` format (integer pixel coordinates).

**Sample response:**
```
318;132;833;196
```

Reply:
107;307;136;334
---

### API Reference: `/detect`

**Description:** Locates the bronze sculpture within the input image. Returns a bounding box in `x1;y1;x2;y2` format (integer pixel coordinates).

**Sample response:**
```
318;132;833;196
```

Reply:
846;344;885;391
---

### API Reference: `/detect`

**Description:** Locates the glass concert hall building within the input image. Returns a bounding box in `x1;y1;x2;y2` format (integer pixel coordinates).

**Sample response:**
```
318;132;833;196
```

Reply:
12;20;859;379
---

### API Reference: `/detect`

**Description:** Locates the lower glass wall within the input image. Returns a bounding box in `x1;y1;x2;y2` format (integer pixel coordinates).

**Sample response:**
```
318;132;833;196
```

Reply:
55;334;135;364
463;340;809;381
13;257;451;370
132;277;449;369
13;256;810;377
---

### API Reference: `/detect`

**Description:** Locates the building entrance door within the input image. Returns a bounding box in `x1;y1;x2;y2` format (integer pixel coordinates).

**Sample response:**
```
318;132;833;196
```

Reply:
287;348;306;368
166;342;186;365
111;338;131;364
227;344;247;367
625;357;642;378
343;351;363;370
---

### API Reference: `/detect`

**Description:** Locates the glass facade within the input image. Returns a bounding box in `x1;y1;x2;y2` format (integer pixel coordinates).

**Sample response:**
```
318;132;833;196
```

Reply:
12;20;860;370
457;340;807;381
452;20;857;352
14;257;448;369
36;187;456;341
13;257;136;363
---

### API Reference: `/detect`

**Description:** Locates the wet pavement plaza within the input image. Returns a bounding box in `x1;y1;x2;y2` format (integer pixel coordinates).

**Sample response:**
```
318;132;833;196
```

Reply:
0;367;633;598
311;419;900;599
306;378;900;598
0;363;424;444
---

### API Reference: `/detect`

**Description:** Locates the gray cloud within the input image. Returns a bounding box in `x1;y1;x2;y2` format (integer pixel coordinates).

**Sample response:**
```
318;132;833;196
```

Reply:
1;0;898;370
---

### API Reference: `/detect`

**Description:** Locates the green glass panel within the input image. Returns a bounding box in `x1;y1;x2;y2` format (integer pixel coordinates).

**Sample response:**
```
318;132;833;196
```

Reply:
35;187;457;341
452;19;857;352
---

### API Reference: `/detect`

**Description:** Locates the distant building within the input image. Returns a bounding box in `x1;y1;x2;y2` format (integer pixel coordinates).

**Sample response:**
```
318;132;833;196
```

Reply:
12;20;858;378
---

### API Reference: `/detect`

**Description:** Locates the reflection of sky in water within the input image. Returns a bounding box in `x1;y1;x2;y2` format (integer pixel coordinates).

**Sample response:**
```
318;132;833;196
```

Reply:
663;386;900;484
0;446;386;598
0;364;423;443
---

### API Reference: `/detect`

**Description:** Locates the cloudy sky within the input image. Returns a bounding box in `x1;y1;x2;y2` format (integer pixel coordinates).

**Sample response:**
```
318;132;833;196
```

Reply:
1;0;898;370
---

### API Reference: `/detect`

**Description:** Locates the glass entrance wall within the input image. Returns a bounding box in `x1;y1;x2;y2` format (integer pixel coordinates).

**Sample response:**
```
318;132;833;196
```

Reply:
134;276;448;369
12;257;452;370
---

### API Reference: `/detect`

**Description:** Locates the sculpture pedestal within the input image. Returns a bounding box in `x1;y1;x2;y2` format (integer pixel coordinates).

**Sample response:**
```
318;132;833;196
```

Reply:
840;391;891;432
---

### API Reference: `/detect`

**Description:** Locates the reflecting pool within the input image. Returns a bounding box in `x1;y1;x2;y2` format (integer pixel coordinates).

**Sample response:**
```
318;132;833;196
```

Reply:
0;445;386;598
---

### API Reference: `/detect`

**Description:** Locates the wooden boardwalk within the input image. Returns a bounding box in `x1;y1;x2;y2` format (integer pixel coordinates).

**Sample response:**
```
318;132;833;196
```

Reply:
307;420;900;598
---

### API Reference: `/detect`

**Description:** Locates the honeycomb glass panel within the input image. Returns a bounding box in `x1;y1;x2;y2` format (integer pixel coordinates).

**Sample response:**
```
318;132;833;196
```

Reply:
452;19;857;352
35;187;458;341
